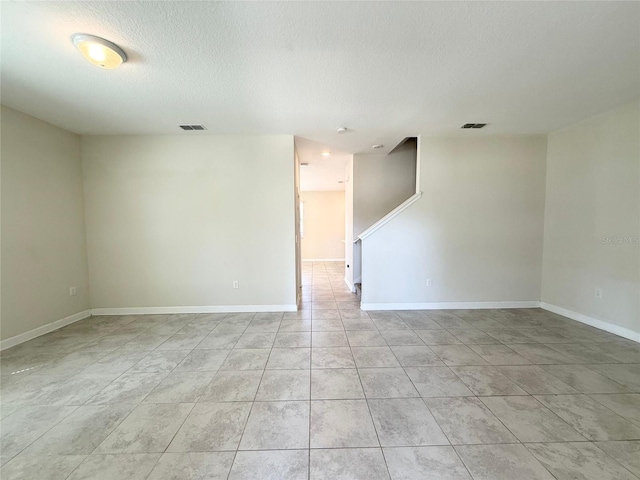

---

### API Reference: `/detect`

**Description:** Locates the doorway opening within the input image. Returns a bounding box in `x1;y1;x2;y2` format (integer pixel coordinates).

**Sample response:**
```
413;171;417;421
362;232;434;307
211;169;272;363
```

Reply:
294;137;356;310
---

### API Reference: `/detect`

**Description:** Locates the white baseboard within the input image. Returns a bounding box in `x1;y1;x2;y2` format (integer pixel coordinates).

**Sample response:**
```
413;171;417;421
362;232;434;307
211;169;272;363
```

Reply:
541;302;640;343
91;304;298;315
360;301;540;311
302;258;345;262
0;309;92;351
5;300;634;351
344;276;356;293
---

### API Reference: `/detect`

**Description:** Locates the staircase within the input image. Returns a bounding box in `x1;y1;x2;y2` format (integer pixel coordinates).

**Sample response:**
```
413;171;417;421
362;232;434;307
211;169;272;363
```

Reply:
347;137;420;304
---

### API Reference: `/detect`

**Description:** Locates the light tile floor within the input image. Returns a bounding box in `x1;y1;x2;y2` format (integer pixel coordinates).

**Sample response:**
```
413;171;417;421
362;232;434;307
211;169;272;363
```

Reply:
1;261;639;479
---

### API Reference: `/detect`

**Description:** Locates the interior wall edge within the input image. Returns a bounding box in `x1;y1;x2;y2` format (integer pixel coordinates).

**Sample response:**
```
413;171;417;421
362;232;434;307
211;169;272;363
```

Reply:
540;302;640;343
360;301;541;311
344;277;356;293
0;309;92;351
91;305;298;315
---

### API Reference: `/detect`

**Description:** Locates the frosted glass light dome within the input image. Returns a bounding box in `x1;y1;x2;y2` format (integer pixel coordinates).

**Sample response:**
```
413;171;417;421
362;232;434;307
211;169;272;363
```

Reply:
72;33;127;69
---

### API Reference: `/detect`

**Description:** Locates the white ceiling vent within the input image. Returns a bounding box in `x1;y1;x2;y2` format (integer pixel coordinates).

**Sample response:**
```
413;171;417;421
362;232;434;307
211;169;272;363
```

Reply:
179;124;207;131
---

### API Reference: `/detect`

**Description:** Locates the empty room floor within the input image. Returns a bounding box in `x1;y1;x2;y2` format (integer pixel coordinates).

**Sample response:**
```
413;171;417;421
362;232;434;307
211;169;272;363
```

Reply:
1;261;639;479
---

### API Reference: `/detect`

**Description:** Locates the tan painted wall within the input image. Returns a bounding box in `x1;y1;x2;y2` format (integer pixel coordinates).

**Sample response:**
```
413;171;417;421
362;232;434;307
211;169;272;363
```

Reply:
81;134;296;309
361;135;547;305
344;158;355;286
1;106;90;340
542;101;639;334
301;191;345;260
353;140;417;236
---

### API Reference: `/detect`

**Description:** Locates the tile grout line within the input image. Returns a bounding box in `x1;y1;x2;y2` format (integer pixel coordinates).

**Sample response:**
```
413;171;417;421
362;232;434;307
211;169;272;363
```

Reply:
349;303;393;478
3;262;639;479
86;312;241;480
391;311;568;479
223;312;286;477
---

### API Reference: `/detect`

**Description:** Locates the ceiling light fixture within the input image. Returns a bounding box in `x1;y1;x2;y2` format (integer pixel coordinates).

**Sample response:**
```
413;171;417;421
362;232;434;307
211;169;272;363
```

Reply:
337;127;347;134
72;33;127;69
372;144;384;149
321;152;331;157
300;163;309;168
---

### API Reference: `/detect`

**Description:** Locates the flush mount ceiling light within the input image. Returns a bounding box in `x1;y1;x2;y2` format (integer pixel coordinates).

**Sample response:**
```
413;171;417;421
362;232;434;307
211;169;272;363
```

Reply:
72;33;127;69
337;127;347;134
372;144;384;149
321;152;331;157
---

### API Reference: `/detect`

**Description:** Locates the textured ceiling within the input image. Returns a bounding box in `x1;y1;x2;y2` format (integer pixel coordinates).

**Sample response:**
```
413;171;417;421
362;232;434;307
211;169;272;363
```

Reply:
2;1;639;157
296;137;350;192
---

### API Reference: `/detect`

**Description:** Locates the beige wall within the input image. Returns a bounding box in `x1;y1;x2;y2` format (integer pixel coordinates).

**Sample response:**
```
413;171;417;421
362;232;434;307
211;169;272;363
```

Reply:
294;150;302;303
301;190;345;260
81;135;296;310
354;139;417;236
542;101;639;336
344;157;355;288
1;106;90;341
361;135;547;306
3;100;638;343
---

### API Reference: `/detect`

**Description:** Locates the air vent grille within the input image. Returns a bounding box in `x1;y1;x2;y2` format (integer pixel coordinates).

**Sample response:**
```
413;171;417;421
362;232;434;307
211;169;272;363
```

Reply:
179;124;207;131
461;123;487;129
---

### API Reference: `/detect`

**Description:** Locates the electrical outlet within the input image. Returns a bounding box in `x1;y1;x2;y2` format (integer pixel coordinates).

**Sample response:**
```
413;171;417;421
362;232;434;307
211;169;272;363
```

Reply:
594;288;602;299
69;287;77;296
426;279;433;287
233;281;239;289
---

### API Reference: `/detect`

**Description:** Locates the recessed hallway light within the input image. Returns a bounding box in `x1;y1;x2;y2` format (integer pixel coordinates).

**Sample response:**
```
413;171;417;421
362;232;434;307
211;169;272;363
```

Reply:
321;152;331;157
